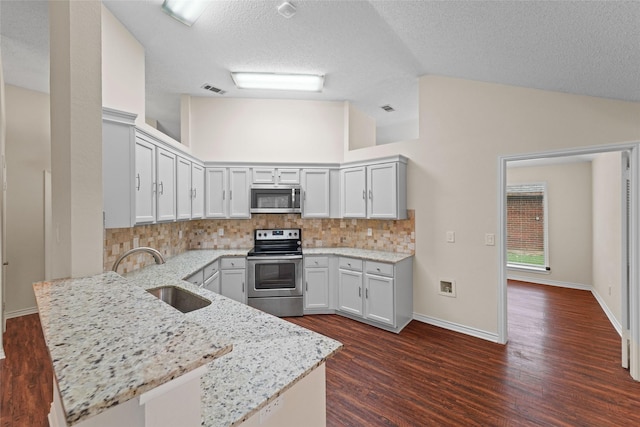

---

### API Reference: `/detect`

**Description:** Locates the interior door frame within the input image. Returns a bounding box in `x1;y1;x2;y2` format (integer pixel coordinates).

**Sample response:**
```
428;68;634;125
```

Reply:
497;142;640;380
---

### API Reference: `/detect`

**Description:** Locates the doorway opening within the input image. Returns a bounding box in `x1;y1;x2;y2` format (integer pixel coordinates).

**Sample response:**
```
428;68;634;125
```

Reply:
498;142;639;380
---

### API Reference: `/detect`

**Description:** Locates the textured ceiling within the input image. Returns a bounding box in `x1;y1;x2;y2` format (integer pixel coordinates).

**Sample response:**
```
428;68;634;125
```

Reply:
2;1;639;143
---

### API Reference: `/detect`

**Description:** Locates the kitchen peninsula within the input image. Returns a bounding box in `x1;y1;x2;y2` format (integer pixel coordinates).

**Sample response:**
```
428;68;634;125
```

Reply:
33;249;343;427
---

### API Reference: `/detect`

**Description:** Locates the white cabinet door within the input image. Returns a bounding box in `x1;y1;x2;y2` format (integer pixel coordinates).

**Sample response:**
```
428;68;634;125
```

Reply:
205;168;227;218
220;269;246;303
134;138;156;224
191;164;205;219
368;162;397;219
338;269;363;316
305;267;330;310
176;157;192;220
365;274;395;326
252;168;276;184
277;168;300;184
302;169;330;218
156;148;176;222
340;166;367;218
229;168;250;218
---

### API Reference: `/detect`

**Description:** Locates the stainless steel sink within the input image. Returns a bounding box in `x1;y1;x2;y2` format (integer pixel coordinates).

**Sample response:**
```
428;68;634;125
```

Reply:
147;286;211;313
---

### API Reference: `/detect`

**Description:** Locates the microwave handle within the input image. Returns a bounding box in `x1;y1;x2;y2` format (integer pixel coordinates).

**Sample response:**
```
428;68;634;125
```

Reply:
292;187;295;205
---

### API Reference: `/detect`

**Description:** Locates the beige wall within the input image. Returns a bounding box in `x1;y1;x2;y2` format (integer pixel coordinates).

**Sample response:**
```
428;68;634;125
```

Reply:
4;85;50;314
186;97;345;163
101;5;145;127
592;151;623;324
348;103;376;151
342;76;640;336
507;162;593;287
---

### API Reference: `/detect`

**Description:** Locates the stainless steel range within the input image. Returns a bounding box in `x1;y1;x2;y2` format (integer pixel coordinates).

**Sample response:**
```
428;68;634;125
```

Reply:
247;228;303;317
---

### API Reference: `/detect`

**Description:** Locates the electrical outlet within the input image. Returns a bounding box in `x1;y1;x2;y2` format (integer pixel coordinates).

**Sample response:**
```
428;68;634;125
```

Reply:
218;228;224;236
259;396;283;423
367;228;372;236
179;230;183;239
133;237;139;248
446;231;455;243
485;233;495;246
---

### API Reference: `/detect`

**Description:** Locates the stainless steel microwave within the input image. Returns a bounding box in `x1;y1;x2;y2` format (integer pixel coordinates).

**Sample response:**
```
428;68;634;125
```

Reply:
250;186;301;214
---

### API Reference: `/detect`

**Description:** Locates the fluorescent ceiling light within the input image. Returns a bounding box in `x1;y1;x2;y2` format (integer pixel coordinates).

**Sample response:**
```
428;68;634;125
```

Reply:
231;72;324;92
162;0;210;26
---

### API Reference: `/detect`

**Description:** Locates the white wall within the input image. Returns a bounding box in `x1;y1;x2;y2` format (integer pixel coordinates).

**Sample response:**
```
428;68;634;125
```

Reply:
0;44;6;354
507;161;593;288
186;97;345;163
592;151;622;324
4;85;50;315
342;76;640;337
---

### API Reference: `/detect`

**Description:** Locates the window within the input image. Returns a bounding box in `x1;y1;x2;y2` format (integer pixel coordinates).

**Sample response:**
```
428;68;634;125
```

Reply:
506;183;548;270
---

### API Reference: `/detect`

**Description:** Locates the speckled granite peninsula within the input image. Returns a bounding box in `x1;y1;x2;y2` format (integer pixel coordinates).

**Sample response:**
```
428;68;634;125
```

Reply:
34;249;344;427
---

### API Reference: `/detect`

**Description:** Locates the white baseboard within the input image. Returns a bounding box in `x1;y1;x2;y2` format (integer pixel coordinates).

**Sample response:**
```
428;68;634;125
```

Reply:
591;289;622;336
413;312;500;343
5;306;38;319
508;275;592;291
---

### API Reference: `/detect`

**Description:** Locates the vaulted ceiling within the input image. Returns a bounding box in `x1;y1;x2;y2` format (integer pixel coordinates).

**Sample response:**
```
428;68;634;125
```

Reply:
2;1;639;143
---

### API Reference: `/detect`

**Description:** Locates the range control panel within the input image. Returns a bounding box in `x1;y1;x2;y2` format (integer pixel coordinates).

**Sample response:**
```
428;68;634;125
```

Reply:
255;229;300;241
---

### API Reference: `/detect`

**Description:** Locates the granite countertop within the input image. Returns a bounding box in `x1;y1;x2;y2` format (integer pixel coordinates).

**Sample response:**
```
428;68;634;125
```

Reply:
33;271;233;426
125;249;343;426
303;247;413;263
35;248;343;427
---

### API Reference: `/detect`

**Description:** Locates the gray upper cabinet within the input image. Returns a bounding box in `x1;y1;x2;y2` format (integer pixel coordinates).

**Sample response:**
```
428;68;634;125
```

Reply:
176;156;192;221
301;169;330;218
340;157;407;220
191;163;205;219
252;168;300;185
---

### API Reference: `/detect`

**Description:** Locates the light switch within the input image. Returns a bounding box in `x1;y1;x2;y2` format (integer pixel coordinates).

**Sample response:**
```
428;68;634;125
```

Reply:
367;228;372;237
218;228;224;236
446;231;455;243
485;233;495;246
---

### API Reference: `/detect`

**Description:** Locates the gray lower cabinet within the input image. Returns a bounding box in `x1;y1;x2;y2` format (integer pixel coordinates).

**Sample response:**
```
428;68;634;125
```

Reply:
220;257;246;303
337;256;413;333
202;260;220;294
304;256;331;313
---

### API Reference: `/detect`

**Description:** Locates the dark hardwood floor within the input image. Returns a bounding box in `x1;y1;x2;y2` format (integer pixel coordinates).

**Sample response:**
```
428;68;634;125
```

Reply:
0;313;52;427
288;281;640;426
2;281;640;426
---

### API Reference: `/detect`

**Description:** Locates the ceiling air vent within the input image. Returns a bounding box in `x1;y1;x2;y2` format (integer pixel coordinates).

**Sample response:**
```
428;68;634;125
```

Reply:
380;105;395;112
201;84;226;95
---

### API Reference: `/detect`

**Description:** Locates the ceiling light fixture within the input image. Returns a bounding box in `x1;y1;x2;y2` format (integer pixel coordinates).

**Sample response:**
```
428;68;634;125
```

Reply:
162;0;210;26
231;72;324;92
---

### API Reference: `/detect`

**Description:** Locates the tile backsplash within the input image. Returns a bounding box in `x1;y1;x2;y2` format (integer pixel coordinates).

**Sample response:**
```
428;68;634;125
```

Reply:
104;210;415;273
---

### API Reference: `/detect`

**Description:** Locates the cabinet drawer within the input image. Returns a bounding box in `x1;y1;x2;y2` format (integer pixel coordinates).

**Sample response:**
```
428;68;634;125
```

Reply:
305;256;329;268
366;261;394;277
339;257;362;272
204;260;219;279
221;257;246;269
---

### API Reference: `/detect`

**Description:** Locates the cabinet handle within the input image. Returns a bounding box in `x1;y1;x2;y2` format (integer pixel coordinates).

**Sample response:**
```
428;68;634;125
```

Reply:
306;281;308;291
369;189;372;199
362;190;366;199
223;190;225;200
159;181;164;195
358;287;361;297
193;188;197;199
366;288;369;299
136;174;141;191
376;268;381;272
242;281;245;293
230;190;232;200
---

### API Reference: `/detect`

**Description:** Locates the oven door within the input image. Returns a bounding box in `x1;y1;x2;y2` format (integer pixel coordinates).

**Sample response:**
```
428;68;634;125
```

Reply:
247;255;302;298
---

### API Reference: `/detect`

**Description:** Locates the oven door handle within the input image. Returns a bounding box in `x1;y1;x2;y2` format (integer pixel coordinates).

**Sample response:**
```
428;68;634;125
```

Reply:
246;254;303;261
